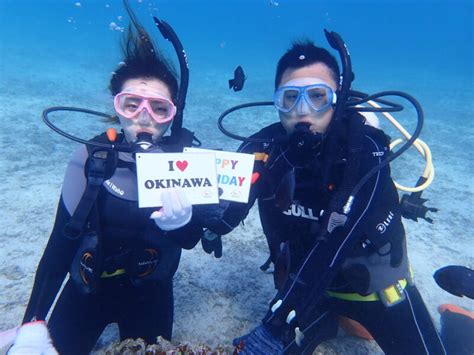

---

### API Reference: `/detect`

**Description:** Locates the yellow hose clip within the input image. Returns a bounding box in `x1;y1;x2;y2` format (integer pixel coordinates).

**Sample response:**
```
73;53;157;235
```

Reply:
377;279;407;307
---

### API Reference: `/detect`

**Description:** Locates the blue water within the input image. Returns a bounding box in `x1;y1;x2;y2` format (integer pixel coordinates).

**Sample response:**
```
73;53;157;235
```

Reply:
1;0;473;352
1;0;473;144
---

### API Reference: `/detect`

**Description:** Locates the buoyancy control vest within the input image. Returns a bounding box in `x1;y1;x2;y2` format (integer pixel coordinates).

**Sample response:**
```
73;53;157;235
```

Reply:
249;119;409;296
63;130;197;294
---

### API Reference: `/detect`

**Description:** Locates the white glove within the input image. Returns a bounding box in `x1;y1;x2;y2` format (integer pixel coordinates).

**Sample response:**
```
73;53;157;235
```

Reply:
8;321;58;355
150;188;192;231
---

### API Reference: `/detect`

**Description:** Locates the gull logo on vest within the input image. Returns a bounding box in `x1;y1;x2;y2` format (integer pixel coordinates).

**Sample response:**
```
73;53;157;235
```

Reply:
282;203;319;221
376;211;394;234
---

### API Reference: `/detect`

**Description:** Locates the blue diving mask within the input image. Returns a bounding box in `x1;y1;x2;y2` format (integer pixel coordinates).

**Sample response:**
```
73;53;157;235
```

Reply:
274;80;337;113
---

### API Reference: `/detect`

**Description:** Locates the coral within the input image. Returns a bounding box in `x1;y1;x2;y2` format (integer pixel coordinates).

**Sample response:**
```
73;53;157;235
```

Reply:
101;336;234;355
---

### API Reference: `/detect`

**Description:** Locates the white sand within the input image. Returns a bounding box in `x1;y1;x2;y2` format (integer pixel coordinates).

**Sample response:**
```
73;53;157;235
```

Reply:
1;95;472;354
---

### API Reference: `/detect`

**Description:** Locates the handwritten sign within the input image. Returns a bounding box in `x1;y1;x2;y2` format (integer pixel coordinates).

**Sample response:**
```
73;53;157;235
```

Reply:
184;148;255;203
136;152;219;208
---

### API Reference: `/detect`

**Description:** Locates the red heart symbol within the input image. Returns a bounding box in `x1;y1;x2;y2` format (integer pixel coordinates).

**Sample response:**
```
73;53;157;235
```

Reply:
251;172;260;184
176;160;188;172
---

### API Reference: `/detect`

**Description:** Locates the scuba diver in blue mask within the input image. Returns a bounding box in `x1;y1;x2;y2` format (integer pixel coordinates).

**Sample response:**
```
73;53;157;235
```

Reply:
7;2;203;354
203;30;446;354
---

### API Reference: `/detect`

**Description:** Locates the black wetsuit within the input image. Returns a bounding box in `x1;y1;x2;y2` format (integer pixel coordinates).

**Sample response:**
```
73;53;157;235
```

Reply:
208;119;446;354
22;134;203;355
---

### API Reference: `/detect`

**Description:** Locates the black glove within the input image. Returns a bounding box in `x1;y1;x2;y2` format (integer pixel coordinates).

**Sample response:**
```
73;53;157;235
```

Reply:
233;324;284;355
193;192;229;230
201;230;223;258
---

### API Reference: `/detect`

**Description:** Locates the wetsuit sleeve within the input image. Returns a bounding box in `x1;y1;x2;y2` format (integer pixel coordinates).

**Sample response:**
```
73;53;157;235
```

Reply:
195;139;267;236
195;123;285;236
166;217;204;250
22;197;79;323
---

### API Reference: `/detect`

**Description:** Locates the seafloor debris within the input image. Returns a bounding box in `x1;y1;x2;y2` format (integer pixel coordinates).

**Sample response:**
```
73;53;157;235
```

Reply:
101;336;235;355
99;334;344;354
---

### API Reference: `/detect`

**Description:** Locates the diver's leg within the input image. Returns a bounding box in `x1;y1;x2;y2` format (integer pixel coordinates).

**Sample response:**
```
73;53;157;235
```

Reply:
396;285;447;354
335;285;446;355
118;279;174;343
48;280;107;355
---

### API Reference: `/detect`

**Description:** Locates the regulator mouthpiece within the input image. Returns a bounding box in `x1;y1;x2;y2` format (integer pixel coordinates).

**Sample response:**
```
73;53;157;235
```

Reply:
135;132;154;152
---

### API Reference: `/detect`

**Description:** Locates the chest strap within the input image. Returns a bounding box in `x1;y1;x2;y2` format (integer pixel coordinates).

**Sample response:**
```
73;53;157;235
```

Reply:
64;147;117;239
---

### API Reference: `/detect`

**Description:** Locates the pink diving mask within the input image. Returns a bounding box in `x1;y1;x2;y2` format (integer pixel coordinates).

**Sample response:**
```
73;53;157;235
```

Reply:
114;92;177;123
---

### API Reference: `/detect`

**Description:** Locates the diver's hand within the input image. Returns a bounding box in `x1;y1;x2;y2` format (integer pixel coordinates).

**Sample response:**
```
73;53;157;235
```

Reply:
8;321;58;355
150;188;192;231
193;195;231;235
233;324;284;355
201;230;223;258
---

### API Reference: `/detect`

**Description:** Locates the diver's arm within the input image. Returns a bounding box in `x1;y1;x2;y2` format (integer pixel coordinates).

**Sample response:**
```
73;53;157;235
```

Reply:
192;135;269;236
195;151;266;235
196;123;285;235
166;216;204;249
148;188;203;249
199;186;261;236
192;193;258;236
22;198;79;323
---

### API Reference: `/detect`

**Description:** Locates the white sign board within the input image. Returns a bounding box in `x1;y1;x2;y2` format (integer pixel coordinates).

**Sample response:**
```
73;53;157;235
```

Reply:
136;152;219;208
184;148;255;203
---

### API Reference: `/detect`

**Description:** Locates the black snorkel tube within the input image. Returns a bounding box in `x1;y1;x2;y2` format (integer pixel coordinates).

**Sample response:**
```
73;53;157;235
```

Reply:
153;16;189;137
323;29;354;124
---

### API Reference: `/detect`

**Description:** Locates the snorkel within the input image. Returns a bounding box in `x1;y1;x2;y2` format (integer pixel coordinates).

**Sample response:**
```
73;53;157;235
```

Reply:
153;17;189;138
42;3;192;153
323;29;354;125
